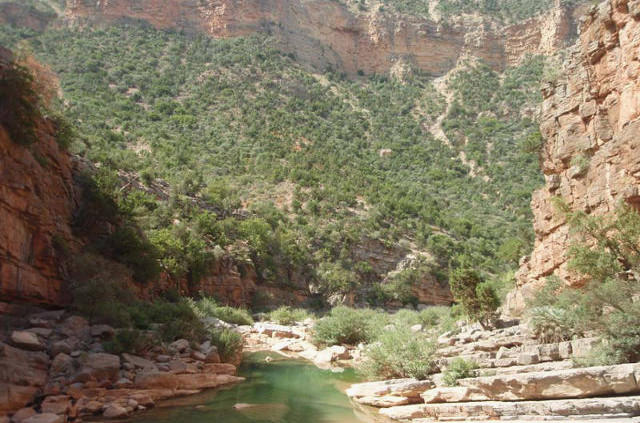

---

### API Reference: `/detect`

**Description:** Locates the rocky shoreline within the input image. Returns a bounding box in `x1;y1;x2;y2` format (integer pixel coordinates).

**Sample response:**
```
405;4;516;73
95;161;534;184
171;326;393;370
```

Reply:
0;306;244;423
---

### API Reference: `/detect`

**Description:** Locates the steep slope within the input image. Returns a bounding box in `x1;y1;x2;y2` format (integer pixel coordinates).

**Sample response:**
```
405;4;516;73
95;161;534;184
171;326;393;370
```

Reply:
65;0;580;76
506;0;640;316
0;48;79;306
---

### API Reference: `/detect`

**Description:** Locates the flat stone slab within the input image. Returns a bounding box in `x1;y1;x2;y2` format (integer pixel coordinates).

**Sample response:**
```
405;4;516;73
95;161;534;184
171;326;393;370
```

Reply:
457;363;640;401
380;395;640;420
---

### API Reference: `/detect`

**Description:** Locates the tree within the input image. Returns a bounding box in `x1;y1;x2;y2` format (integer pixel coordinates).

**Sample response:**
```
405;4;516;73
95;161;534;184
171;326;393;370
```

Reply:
449;267;499;328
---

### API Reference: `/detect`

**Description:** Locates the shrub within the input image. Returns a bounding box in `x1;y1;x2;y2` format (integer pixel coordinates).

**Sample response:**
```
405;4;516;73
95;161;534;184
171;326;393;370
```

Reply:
69;254;136;326
188;296;254;325
313;306;387;346
103;329;153;355
208;305;253;326
528;205;640;364
209;328;243;361
449;267;499;328
360;328;436;380
419;306;457;330
268;306;311;325
0;59;41;146
443;358;478;386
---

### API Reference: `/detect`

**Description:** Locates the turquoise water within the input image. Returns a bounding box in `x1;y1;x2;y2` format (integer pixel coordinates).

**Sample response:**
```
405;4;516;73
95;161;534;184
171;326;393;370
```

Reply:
127;352;376;423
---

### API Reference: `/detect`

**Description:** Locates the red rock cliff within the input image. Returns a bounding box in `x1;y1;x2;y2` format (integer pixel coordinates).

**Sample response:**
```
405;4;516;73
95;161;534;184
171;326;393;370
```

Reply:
506;0;640;316
0;52;79;306
66;0;579;76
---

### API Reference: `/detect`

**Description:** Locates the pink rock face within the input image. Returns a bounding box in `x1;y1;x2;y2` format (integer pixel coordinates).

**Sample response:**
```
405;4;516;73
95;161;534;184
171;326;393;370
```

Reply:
0;120;78;306
506;0;640;317
65;0;578;77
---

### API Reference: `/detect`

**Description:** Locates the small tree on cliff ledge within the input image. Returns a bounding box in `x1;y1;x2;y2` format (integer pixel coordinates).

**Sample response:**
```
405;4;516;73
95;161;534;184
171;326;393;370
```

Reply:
449;267;499;329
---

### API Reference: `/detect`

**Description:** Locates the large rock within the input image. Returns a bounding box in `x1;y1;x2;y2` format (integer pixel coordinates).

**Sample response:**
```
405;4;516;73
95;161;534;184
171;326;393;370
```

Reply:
10;331;45;351
0;342;49;413
380;396;640;420
75;353;120;383
102;404;128;418
347;378;434;406
49;353;74;378
134;370;243;390
21;414;64;423
40;395;71;415
122;353;156;371
457;363;640;401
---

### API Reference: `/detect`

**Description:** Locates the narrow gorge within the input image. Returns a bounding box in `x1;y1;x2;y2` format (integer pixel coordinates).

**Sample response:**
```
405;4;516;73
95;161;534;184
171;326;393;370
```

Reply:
1;0;640;422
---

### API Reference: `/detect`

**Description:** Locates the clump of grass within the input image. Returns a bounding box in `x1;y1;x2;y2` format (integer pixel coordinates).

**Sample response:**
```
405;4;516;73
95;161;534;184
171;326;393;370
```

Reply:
267;306;312;325
442;358;478;386
209;328;243;361
188;296;254;325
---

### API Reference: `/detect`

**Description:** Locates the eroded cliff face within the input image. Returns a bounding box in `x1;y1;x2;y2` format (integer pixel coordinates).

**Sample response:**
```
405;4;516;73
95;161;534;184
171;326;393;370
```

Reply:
0;52;79;306
66;0;578;76
506;0;640;317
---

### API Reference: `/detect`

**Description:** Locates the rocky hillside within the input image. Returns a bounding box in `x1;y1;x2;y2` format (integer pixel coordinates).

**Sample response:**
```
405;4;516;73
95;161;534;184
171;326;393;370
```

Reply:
507;0;640;316
64;0;583;76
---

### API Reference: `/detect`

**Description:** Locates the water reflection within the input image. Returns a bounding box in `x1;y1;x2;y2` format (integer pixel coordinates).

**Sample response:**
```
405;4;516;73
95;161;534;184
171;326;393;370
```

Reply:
125;352;380;423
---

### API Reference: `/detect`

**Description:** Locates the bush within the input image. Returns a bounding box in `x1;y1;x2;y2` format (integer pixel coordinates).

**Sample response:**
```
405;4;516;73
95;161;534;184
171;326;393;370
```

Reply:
103;329;153;355
0;59;41;146
268;306;311;325
360;328;436;380
419;306;460;332
449;267;499;328
209;328;243;361
313;306;388;345
313;306;387;346
69;254;136;326
188;296;254;325
443;358;478;386
528;205;640;364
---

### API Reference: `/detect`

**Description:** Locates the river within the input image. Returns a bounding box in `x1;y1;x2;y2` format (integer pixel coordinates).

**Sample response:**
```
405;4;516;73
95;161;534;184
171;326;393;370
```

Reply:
126;351;376;423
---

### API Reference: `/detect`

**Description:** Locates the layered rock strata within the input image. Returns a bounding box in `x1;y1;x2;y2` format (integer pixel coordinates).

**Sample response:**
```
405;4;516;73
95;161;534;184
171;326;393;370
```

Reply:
509;0;640;315
66;0;579;76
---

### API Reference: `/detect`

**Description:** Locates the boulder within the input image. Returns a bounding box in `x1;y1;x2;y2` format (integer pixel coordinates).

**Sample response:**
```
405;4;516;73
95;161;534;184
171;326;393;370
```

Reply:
0;343;49;413
75;353;120;383
168;339;190;354
347;378;434;401
457;363;640;401
59;316;89;338
11;407;37;422
50;339;76;357
122;353;156;370
49;353;74;378
40;395;70;415
204;348;220;363
22;414;64;423
10;331;45;351
90;325;115;338
102;404;128;418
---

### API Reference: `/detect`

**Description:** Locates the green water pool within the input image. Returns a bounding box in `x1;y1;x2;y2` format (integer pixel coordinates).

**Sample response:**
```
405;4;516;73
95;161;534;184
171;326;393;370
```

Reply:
127;352;377;423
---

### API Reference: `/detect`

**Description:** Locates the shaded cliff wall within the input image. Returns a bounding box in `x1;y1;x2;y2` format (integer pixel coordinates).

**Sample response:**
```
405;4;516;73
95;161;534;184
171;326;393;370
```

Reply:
66;0;578;76
506;0;640;316
0;50;79;306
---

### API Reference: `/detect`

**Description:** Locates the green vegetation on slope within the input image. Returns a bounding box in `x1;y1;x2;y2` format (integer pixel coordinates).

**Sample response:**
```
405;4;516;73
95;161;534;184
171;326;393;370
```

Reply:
528;204;640;365
0;22;543;306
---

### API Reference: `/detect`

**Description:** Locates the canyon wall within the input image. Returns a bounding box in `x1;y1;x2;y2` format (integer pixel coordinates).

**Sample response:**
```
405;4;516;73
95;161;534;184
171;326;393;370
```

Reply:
0;49;79;306
65;0;578;76
506;0;640;317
